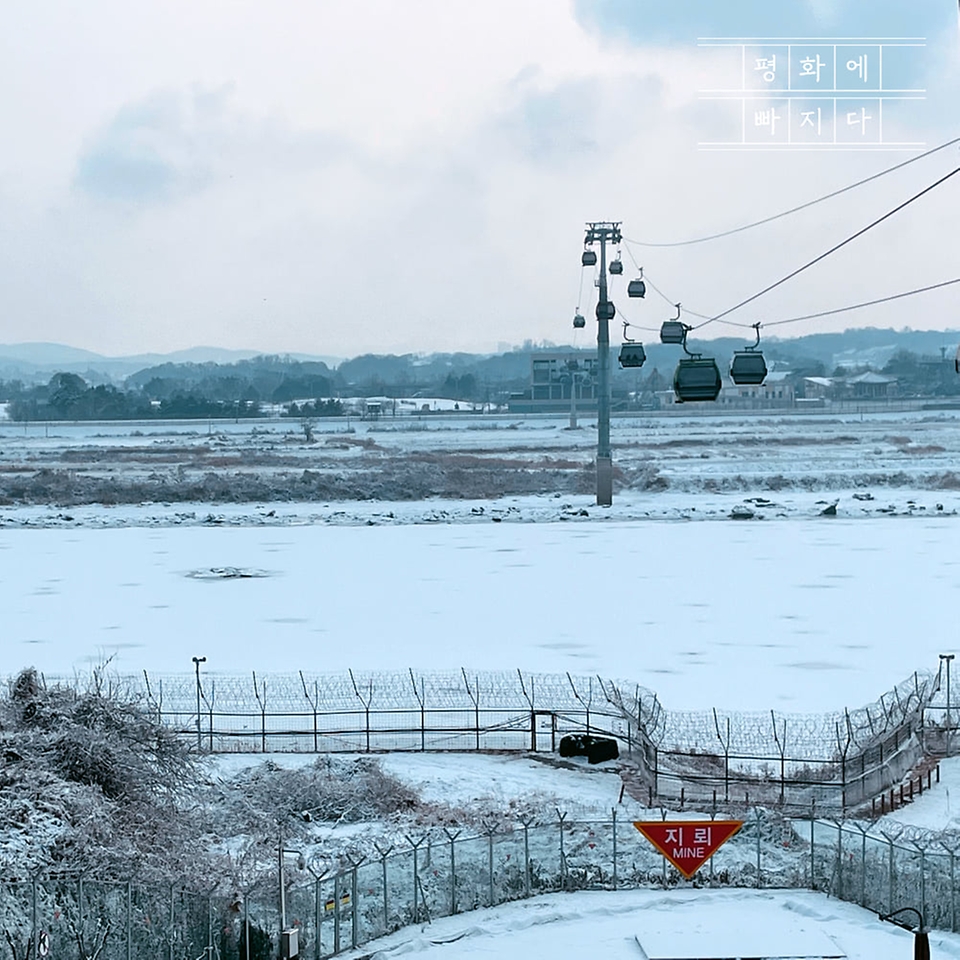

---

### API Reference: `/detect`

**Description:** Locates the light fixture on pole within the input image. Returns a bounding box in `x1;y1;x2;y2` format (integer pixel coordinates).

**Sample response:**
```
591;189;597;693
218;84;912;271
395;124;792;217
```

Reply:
878;907;929;960
191;656;206;752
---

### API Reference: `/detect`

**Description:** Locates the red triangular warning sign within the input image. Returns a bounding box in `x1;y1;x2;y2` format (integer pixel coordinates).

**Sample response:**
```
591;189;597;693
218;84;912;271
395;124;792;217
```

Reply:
633;820;742;879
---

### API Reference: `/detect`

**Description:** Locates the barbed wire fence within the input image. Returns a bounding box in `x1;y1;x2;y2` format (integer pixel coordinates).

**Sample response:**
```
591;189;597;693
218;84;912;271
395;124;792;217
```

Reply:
3;813;958;960
44;660;950;818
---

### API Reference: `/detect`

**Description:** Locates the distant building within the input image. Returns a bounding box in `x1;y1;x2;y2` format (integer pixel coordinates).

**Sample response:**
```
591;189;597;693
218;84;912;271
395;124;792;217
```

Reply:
716;371;795;407
842;371;898;399
802;377;834;400
509;352;599;413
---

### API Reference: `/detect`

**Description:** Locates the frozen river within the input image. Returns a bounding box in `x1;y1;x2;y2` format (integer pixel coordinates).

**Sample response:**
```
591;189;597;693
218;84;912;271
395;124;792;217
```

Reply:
3;515;957;713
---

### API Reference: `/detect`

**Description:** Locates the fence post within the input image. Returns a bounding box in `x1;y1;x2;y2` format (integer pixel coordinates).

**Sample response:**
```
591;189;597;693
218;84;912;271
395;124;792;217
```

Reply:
207;894;213;960
557;811;568;892
486;827;496;906
835;821;843;900
809;803;816;889
462;669;480;750
126;881;133;960
612;808;618;890
334;872;342;954
521;819;532;898
653;744;659;800
859;826;867;907
713;710;731;803
914;843;927;927
948;845;957;933
351;865;359;949
31;875;38;960
314;878;321;960
881;832;895;915
406;835;426;924
755;808;762;889
518;670;536;751
409;669;426;752
169;883;175;960
252;672;268;752
373;843;392;935
443;831;459;916
380;854;389;934
771;712;786;807
349;669;374;753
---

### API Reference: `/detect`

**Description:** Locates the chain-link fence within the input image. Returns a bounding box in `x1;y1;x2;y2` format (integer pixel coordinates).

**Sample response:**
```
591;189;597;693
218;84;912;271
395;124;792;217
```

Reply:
3;814;956;959
63;662;945;816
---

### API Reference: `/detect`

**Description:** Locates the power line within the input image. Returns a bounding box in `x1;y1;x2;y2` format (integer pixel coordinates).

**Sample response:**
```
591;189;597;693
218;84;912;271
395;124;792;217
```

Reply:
626;277;960;340
623;135;960;248
629;277;960;337
692;164;960;330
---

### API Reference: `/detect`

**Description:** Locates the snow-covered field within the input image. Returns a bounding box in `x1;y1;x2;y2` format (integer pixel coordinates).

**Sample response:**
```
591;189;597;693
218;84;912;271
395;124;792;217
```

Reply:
3;515;957;711
5;409;955;717
3;408;960;513
339;889;960;960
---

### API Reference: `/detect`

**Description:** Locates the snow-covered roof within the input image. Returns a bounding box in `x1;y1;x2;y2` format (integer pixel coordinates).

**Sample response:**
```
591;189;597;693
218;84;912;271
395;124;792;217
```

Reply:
846;371;897;384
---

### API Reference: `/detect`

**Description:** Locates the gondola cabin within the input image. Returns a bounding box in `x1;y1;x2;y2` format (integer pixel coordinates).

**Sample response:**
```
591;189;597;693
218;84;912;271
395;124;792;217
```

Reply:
730;350;767;385
582;250;597;267
618;343;646;368
660;321;686;344
596;300;616;321
609;259;623;275
627;279;646;298
674;358;722;402
573;313;586;329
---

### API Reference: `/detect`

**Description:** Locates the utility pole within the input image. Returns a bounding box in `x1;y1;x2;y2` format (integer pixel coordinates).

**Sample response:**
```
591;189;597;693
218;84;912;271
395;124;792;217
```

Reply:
583;221;621;506
566;360;581;430
941;653;955;753
192;656;206;752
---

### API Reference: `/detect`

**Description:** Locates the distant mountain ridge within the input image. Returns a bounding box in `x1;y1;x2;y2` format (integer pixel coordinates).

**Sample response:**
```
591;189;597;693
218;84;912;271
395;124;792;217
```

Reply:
0;343;344;382
0;328;958;388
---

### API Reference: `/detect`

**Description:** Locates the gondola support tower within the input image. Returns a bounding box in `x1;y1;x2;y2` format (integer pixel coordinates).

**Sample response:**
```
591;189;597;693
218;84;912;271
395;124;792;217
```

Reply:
584;221;621;506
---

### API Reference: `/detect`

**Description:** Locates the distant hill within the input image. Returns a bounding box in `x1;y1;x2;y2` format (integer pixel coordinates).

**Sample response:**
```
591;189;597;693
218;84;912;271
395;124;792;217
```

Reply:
0;342;107;365
0;343;341;384
0;328;958;395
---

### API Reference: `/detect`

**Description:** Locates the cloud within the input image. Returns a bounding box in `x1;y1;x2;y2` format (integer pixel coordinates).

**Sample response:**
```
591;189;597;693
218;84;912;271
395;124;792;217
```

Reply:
498;80;602;166
575;0;951;46
74;88;228;203
0;2;957;357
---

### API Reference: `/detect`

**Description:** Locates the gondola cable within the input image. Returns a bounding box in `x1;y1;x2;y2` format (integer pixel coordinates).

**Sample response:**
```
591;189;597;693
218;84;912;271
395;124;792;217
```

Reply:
623;134;960;248
691;164;960;331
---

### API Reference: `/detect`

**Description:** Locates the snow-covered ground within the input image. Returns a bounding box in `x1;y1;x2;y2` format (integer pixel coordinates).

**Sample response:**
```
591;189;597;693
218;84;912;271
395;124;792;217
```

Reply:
338;889;960;960
3;408;960;512
3;516;957;712
212;752;630;820
879;756;960;834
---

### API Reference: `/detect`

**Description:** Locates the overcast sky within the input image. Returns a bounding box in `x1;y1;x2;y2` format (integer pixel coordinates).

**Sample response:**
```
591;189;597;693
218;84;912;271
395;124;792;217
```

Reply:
1;1;957;358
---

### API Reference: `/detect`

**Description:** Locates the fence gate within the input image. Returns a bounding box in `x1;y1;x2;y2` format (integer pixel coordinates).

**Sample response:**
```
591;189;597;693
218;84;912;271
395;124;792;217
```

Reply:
531;712;557;752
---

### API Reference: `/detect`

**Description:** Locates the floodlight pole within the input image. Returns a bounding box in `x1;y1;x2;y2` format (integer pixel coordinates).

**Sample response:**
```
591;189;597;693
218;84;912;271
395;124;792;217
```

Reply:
941;653;955;753
878;907;929;960
585;221;621;506
192;656;206;752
